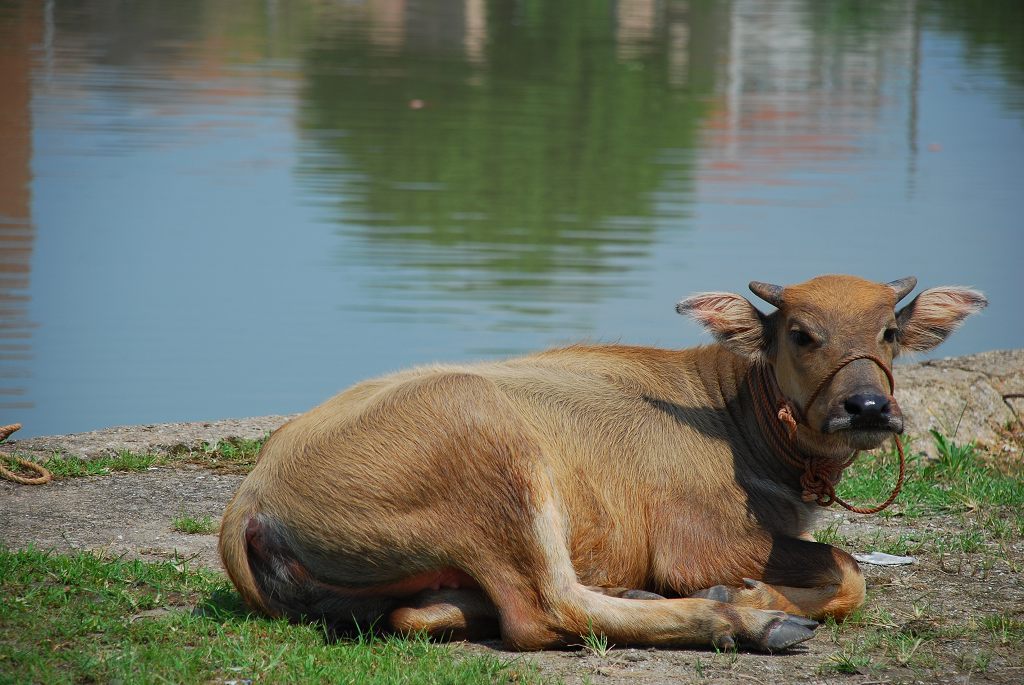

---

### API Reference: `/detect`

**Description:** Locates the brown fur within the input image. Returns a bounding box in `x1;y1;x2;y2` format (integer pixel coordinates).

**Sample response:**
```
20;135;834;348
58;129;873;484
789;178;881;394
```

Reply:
219;275;985;650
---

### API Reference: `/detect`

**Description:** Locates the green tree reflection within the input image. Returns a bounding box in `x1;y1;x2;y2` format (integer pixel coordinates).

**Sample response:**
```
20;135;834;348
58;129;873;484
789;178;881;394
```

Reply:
298;1;723;301
926;0;1024;109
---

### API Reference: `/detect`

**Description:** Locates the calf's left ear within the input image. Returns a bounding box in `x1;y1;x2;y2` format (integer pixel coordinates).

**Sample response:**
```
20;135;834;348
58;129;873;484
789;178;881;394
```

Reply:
676;292;770;358
896;286;987;352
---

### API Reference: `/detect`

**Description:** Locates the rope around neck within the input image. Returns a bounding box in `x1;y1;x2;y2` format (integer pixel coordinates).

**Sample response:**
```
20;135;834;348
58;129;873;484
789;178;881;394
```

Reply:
753;355;905;515
0;424;53;485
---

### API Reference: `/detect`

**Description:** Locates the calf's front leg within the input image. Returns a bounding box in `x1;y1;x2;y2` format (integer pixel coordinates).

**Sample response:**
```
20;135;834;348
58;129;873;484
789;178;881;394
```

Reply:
691;536;865;620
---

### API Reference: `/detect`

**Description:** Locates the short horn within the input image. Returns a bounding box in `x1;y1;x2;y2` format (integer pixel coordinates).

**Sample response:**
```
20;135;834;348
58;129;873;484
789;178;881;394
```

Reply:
749;281;784;308
887;276;917;304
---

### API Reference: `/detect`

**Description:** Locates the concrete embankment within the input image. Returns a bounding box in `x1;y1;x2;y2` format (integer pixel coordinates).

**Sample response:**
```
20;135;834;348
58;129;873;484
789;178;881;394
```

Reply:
2;349;1022;462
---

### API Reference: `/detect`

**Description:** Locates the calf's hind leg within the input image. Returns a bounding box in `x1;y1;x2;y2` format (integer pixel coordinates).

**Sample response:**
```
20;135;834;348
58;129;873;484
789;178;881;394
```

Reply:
385;581;663;642
389;589;500;641
691;536;865;620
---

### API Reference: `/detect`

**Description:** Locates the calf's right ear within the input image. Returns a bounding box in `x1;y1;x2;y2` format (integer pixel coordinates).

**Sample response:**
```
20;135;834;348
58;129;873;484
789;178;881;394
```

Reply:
676;292;771;358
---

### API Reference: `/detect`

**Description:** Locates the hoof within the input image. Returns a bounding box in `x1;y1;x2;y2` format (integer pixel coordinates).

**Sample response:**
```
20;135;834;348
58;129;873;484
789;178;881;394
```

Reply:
760;615;818;652
783;614;819;630
712;633;736;651
691;585;733;603
621;589;665;600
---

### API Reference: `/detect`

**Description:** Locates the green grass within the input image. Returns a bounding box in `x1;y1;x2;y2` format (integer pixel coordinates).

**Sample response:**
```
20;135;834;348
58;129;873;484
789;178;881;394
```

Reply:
171;514;216;535
815;432;1023;576
2;435;270;482
812;431;1024;679
812;521;850;546
819;601;1021;677
982;613;1024;645
576;621;613;658
835;432;1024;518
862;530;925;556
823;648;871;675
958;649;993;673
35;450;159;478
0;546;541;685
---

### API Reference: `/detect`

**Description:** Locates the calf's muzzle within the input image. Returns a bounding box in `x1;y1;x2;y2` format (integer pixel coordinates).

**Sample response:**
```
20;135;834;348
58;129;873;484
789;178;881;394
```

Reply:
807;354;904;438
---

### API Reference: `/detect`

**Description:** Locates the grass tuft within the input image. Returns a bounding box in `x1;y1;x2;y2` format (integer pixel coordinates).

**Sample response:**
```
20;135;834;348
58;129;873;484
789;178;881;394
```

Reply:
824;649;871;675
576;621;613;658
813;521;849;546
982;614;1024;645
171;514;216;535
169;435;266;473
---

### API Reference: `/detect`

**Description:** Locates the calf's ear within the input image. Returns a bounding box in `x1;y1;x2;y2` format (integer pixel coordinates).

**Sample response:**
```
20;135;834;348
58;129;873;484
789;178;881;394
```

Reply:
896;286;987;352
676;292;771;358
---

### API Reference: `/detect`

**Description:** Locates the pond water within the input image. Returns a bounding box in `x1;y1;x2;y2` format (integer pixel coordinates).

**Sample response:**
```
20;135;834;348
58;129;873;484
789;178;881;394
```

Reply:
1;0;1022;438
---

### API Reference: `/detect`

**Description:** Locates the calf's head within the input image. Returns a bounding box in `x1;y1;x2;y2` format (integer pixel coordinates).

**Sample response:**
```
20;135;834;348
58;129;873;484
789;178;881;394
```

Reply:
678;275;987;451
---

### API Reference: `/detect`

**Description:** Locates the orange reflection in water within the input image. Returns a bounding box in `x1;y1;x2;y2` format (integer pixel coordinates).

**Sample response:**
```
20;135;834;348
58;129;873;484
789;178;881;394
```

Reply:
0;1;40;415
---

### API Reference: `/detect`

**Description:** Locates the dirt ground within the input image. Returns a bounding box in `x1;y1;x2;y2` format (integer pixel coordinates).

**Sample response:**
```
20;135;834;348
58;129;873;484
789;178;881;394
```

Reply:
0;466;238;570
2;349;1023;683
2;467;1022;684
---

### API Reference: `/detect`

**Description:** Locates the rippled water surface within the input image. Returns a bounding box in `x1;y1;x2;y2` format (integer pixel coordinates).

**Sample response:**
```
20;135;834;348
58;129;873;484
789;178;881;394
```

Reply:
1;0;1022;437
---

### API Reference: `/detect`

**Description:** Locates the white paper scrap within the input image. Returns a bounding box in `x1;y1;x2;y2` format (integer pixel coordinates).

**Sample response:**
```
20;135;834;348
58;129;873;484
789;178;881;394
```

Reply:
853;552;917;566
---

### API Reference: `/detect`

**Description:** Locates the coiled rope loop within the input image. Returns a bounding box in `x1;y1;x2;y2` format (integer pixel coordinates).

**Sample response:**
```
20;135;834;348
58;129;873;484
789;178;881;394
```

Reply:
1;424;52;485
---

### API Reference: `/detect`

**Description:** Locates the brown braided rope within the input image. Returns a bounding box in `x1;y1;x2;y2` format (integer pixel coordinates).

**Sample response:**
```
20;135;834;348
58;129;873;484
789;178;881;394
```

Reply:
0;424;53;485
753;355;905;515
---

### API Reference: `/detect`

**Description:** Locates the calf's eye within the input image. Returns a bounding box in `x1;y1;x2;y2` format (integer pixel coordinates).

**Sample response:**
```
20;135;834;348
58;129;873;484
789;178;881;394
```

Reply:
789;330;815;347
883;328;898;343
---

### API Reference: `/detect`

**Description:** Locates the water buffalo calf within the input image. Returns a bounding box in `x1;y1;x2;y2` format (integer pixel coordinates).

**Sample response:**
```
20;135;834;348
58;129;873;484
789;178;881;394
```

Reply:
220;274;985;651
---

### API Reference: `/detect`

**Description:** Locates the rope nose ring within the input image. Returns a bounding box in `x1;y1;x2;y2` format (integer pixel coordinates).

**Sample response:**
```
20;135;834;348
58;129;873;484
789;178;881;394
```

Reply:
760;354;906;515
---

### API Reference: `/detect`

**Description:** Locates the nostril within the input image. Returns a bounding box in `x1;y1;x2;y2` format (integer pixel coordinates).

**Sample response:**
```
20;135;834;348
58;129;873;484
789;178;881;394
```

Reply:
844;394;890;419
